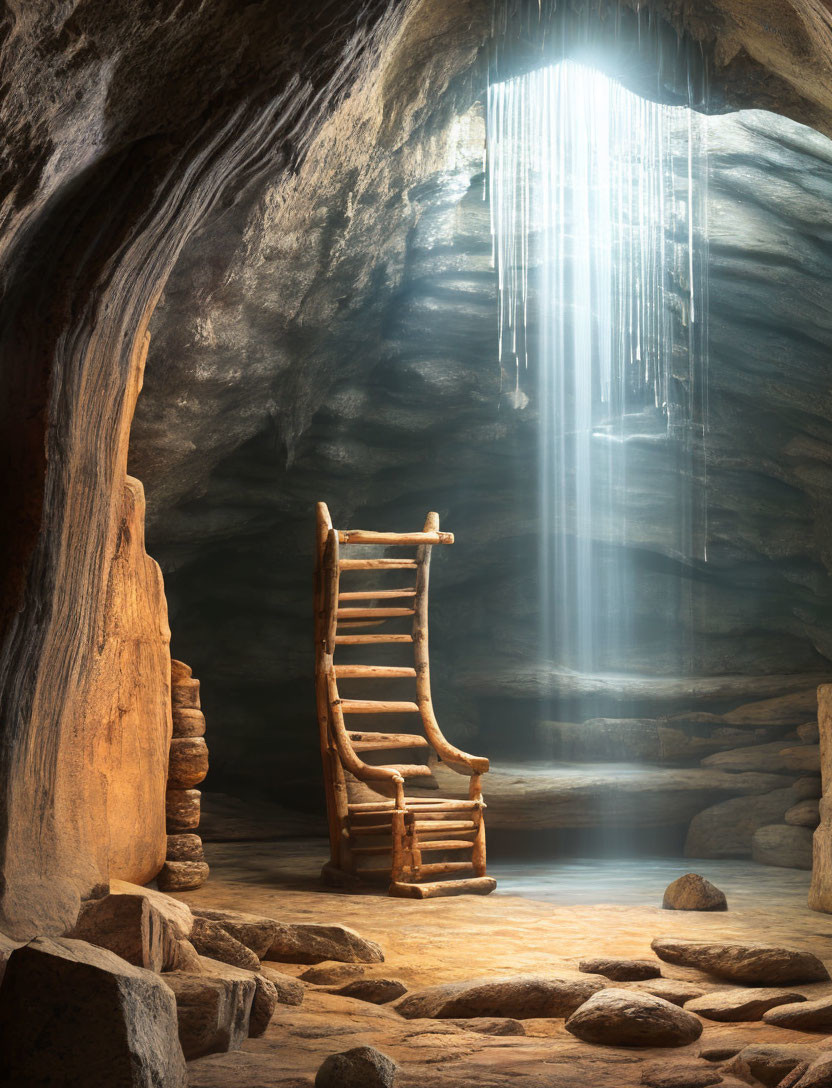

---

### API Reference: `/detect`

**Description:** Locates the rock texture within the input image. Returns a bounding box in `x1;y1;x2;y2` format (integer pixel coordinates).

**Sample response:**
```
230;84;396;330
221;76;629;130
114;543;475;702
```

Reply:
724;1044;820;1087
315;1045;399;1088
189;916;261;971
266;922;384;965
564;988;703;1047
395;974;605;1019
810;685;832;911
0;936;186;1086
579;957;662;981
650;938;829;984
752;825;814;869
329;978;408;1004
193;907;279;959
164;955;257;1059
662;874;728;911
66;892;171;972
685;988;807;1022
763;996;832;1032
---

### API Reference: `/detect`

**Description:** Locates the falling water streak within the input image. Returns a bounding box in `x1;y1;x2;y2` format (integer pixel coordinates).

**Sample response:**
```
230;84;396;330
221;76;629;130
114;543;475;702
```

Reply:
487;59;709;678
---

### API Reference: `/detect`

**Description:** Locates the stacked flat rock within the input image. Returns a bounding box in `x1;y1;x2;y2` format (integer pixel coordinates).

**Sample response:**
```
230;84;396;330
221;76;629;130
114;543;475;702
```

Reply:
162;658;209;891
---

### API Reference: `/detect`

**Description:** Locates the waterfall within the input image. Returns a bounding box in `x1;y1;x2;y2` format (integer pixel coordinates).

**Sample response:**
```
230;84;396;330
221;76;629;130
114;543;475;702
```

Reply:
487;60;708;683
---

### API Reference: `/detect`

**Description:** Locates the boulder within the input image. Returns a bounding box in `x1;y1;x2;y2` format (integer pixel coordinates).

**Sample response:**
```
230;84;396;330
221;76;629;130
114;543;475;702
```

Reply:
166;833;206;861
171;659;192;683
266;922;383;964
316;1045;398;1088
650;938;829;984
248;971;279;1036
157;860;210;891
65;892;169;971
752;825;813;869
193;906;279;958
330;978;407;1004
662;873;727;911
578;957;661;981
785;799;820;827
300;961;367;984
109;879;193;940
445;1017;526;1035
724;1044;820;1087
686;988;807;1022
685;782;819;858
626;978;706;1006
564;988;703;1047
639;1062;724;1087
763;996;832;1032
261;964;305;1005
396;974;605;1020
164;955;257;1058
0;936;186;1087
791;1055;832;1087
190;916;261;971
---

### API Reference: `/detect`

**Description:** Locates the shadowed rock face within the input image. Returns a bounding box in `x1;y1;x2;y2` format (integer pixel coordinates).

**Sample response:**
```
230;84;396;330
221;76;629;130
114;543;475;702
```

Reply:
132;98;832;806
5;0;832;934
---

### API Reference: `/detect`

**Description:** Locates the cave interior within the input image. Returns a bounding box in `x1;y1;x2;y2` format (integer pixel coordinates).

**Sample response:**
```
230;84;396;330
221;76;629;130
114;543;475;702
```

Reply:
4;1;832;1085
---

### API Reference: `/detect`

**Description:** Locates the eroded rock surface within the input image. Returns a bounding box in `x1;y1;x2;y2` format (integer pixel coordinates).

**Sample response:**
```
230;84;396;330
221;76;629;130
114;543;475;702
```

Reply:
396;973;605;1019
0;936;186;1086
564;988;703;1047
663;874;728;912
650;938;829;984
266;922;384;965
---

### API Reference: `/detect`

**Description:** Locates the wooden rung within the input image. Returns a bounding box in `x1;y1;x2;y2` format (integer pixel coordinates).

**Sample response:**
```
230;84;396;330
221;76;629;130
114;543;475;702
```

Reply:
347;731;429;751
404;799;481;810
337;620;387;628
339;700;419;714
350;823;394;836
347;796;475;813
413;820;476;832
389;877;497;899
337;607;415;620
417;862;474;875
417;840;474;851
338;530;453;546
335;665;417;678
334;634;414;645
338;589;416;601
339;559;418;570
350;844;392;856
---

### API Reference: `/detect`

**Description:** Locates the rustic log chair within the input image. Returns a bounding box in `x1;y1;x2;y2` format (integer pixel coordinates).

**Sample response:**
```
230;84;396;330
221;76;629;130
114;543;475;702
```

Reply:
314;502;496;898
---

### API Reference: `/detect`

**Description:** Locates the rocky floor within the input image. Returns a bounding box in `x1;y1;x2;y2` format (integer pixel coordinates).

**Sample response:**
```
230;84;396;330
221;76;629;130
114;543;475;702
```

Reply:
178;839;832;1086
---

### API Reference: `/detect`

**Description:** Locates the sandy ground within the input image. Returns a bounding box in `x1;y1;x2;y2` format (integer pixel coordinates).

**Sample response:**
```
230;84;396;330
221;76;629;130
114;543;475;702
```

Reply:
178;839;832;1087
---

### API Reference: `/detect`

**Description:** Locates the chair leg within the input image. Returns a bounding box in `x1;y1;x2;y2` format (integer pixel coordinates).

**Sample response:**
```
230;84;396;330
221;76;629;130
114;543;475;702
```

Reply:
472;804;487;877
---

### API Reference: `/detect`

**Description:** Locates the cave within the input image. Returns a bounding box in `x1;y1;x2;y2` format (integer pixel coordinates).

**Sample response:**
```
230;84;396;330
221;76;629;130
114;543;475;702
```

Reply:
4;1;832;1085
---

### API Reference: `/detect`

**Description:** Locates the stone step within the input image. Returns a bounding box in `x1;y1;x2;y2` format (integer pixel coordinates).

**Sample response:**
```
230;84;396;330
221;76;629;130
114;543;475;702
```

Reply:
424;761;805;831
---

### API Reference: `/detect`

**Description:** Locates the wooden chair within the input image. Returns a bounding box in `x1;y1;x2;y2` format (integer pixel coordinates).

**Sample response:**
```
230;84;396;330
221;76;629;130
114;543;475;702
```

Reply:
314;502;496;898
